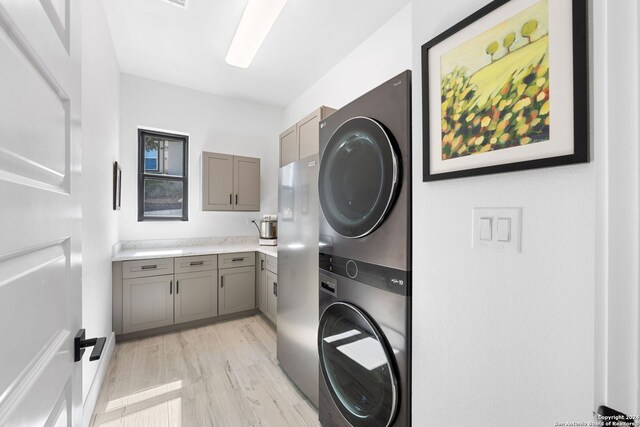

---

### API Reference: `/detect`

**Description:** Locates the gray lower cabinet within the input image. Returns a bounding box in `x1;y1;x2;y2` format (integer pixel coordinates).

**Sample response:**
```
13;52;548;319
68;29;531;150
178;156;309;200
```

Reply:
174;270;218;324
219;266;256;315
257;254;277;324
265;270;278;324
123;274;174;333
115;253;257;337
257;253;268;314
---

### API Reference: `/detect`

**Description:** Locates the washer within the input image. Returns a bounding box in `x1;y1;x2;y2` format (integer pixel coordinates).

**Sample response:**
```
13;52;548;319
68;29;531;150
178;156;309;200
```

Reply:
318;71;412;426
318;259;409;427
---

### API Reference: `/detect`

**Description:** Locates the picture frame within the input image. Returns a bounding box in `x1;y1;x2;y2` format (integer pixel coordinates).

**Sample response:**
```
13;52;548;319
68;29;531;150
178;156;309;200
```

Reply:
113;161;121;210
421;0;588;181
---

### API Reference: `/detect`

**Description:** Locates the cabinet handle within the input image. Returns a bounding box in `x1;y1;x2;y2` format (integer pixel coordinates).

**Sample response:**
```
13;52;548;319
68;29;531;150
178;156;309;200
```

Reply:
170;280;172;295
273;281;278;297
176;280;180;294
235;194;238;205
141;265;157;270
229;194;232;205
232;257;244;262
261;259;265;271
189;261;204;266
220;276;224;288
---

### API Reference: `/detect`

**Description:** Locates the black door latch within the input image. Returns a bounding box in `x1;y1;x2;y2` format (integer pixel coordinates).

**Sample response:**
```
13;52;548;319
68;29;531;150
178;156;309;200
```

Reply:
74;329;106;362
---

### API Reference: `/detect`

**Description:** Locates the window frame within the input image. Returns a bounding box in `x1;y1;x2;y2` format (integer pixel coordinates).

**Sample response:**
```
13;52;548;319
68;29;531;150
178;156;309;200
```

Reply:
137;129;189;222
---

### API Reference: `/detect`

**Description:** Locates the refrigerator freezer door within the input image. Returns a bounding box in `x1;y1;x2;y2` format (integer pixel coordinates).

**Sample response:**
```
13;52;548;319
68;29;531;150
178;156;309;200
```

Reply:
277;155;320;407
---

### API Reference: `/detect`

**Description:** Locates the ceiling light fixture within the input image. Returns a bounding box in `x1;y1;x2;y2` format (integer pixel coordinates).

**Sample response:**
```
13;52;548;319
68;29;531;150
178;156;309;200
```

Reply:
225;0;288;68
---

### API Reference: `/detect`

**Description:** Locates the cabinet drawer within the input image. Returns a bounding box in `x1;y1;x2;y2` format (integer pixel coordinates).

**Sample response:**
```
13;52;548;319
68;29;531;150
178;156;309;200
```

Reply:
174;255;217;274
123;258;174;279
266;255;277;274
218;252;255;269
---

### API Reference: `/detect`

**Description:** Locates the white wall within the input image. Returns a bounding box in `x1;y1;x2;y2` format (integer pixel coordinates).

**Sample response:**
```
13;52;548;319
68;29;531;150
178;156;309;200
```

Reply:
594;0;640;416
119;74;282;241
411;1;595;425
283;4;412;127
81;0;120;411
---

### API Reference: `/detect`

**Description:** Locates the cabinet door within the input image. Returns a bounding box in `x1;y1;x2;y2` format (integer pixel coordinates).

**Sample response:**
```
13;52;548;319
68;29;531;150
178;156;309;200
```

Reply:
219;266;256;315
266;270;278;325
279;124;298;167
175;270;218;324
298;106;336;160
123;275;174;333
202;152;234;211
233;156;260;211
257;254;267;314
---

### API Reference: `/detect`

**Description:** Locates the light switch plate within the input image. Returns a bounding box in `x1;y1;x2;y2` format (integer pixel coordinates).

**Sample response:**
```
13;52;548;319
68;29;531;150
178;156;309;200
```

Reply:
472;207;522;252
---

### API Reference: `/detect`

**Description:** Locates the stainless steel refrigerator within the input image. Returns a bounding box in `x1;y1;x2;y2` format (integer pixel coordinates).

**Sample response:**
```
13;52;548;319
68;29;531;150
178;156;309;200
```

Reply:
277;154;319;407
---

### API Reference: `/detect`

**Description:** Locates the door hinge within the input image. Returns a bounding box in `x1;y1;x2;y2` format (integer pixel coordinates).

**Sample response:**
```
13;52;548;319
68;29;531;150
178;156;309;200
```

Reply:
74;329;106;362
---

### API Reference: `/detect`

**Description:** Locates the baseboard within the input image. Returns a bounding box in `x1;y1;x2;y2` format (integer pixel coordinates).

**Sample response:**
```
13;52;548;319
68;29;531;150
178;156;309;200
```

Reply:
115;309;260;342
82;332;115;427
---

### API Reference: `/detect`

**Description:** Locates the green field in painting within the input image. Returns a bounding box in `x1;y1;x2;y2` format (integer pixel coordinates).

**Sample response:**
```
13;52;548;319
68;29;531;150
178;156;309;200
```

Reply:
469;35;549;108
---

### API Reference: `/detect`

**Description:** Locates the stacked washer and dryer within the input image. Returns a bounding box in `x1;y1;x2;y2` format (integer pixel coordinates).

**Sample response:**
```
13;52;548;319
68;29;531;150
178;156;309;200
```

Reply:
317;70;412;427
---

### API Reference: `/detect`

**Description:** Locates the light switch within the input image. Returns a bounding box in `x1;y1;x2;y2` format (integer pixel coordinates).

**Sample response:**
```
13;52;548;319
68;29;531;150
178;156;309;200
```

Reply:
473;207;522;252
497;218;511;242
479;218;492;241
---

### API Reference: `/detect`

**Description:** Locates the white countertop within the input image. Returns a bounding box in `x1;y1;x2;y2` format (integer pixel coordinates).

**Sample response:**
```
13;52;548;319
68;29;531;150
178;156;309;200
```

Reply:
112;236;277;262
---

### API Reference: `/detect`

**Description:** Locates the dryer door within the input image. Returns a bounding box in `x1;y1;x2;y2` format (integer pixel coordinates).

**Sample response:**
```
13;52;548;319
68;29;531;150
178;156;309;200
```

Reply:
318;301;399;426
319;117;399;239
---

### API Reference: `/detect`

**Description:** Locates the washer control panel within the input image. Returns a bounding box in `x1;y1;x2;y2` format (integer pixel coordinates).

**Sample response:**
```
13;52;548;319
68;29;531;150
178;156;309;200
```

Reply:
319;253;409;296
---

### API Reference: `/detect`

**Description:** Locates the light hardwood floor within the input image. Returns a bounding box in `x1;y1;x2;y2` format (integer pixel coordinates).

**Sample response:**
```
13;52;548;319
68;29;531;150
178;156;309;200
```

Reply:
91;314;319;427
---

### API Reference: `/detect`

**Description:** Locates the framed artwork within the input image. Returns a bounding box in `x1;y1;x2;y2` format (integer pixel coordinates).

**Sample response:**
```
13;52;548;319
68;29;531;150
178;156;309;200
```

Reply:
422;0;588;181
113;161;121;210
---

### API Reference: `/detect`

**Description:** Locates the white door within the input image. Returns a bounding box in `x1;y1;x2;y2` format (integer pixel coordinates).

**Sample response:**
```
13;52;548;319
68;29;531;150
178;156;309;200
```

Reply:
0;0;82;426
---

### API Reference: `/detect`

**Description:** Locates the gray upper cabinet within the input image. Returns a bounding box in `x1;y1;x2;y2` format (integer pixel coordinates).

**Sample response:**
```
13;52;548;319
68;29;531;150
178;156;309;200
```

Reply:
279;106;336;168
279;124;297;167
233;156;260;211
202;151;260;212
202;152;234;211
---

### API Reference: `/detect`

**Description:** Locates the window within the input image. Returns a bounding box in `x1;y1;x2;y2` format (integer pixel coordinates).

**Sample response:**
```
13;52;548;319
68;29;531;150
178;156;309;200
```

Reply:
138;129;188;221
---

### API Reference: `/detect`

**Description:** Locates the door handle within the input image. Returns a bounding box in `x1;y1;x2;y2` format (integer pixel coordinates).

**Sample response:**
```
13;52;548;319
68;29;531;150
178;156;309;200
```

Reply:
74;329;106;362
170;280;172;295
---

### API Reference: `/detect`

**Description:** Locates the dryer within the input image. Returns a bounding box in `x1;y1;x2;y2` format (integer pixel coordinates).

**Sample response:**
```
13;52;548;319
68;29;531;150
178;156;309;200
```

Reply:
318;70;412;427
318;70;412;271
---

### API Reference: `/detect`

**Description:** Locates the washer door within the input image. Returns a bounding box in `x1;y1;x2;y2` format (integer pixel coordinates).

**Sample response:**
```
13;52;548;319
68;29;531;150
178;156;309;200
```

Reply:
319;117;399;239
318;302;399;426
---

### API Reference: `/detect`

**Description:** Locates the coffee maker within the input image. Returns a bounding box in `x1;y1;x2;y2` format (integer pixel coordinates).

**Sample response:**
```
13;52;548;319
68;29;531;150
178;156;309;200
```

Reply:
253;215;277;246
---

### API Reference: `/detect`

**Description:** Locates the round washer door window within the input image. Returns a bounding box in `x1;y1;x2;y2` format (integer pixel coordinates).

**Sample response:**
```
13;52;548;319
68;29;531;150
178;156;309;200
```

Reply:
318;302;398;426
319;117;399;239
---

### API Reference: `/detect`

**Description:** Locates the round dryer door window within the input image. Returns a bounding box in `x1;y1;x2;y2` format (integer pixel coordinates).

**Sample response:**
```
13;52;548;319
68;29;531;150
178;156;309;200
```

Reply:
318;302;399;426
319;117;399;238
